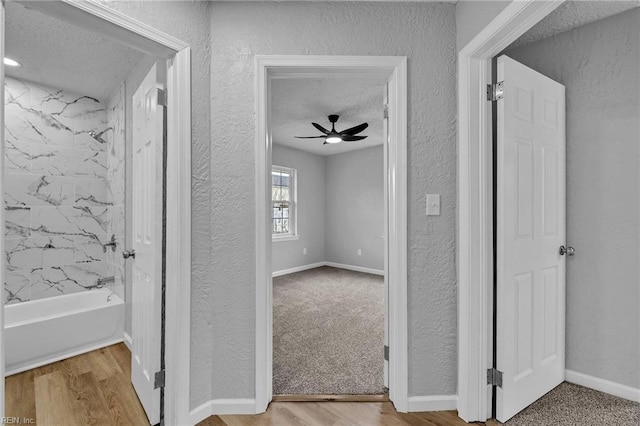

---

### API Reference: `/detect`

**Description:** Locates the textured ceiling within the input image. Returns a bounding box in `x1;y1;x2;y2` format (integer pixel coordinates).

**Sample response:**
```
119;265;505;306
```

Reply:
509;0;640;49
4;1;144;101
272;78;387;156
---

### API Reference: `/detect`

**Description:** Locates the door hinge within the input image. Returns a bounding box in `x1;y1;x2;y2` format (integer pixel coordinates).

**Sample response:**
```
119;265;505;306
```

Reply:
383;104;389;120
157;88;167;107
384;345;389;361
487;81;504;101
487;368;503;388
154;370;166;389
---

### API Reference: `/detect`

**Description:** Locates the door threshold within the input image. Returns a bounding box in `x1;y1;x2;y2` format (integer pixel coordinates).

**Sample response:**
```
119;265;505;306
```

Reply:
272;394;389;402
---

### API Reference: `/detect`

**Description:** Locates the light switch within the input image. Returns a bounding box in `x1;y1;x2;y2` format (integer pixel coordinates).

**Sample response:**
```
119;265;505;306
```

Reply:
426;194;440;216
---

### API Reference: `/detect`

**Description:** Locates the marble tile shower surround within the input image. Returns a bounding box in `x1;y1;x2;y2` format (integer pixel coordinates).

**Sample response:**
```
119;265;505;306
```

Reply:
106;83;126;301
4;77;124;304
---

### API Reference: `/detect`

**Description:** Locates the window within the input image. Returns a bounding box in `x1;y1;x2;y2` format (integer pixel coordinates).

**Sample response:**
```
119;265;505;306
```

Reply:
272;166;297;239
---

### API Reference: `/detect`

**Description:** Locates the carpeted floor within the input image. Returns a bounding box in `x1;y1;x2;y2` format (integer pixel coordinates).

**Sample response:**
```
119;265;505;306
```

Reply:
273;266;385;395
505;382;640;425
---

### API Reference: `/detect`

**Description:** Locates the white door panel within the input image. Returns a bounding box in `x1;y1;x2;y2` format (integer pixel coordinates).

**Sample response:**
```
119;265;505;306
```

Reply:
131;63;163;425
496;55;566;422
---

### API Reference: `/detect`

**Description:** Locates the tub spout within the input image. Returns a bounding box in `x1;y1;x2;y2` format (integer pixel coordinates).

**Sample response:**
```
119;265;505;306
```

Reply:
96;276;115;288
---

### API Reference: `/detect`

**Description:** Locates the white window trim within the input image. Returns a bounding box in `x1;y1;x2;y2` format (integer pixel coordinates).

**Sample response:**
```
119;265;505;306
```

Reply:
271;165;297;240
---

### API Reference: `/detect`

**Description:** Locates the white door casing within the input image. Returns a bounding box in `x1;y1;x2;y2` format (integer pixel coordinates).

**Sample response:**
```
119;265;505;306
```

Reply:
383;82;389;388
496;55;566;422
255;56;408;413
131;63;164;425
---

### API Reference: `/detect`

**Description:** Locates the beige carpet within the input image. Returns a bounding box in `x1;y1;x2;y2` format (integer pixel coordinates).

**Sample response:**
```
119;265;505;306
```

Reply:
273;266;385;395
506;382;640;425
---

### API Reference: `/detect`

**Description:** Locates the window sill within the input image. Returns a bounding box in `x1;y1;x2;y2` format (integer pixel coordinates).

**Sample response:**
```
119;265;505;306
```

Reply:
272;235;299;242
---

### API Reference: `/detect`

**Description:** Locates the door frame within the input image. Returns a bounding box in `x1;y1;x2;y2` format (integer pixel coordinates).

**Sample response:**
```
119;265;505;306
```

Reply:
0;1;192;424
255;55;408;413
456;0;564;422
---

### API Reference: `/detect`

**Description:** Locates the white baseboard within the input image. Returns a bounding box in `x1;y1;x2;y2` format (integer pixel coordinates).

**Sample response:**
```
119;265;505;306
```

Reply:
407;395;458;412
189;398;257;425
324;262;384;276
272;262;325;277
123;332;133;351
273;261;384;277
565;369;640;402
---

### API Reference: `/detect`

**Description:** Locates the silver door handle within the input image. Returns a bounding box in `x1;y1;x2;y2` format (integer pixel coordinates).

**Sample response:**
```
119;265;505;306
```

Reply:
559;245;575;256
123;249;136;259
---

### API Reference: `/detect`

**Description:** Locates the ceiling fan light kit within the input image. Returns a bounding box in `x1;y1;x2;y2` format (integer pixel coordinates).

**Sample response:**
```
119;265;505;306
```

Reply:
295;114;369;145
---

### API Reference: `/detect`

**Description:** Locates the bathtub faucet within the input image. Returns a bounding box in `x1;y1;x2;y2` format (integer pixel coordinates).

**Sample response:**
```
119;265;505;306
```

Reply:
96;276;115;288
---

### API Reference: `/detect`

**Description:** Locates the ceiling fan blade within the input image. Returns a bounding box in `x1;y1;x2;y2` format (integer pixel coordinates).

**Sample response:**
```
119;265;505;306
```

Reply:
342;135;368;142
312;122;330;134
340;122;368;136
295;135;326;139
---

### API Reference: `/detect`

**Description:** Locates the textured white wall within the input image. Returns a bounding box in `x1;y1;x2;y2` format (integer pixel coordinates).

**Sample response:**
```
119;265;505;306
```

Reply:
272;144;326;272
456;0;511;50
325;146;384;271
210;1;457;398
505;9;640;388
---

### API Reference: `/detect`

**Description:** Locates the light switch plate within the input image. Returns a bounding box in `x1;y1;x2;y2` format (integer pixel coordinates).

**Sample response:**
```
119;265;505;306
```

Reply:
426;194;441;216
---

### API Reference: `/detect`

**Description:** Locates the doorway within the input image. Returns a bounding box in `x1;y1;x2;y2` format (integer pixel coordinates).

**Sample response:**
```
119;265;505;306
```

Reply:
0;1;192;424
255;55;408;412
458;1;640;423
269;77;388;397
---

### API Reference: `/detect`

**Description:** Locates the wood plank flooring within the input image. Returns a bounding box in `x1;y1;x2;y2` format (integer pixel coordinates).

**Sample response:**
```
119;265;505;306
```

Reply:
5;343;150;426
198;403;480;426
7;344;485;426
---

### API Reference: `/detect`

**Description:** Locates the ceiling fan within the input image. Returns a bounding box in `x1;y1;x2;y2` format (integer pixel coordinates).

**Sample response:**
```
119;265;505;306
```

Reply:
295;114;368;145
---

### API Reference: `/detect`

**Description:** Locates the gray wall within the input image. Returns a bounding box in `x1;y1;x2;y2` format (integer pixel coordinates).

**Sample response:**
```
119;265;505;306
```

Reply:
101;0;214;409
104;0;457;404
325;146;384;271
210;1;457;398
456;0;510;50
505;9;640;388
272;144;326;272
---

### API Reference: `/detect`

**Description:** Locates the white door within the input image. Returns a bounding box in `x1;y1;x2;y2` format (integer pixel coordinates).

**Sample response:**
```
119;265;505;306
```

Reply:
130;63;164;425
496;55;566;422
383;83;389;388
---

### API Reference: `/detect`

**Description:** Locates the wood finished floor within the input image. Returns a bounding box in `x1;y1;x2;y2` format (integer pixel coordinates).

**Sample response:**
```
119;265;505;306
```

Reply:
198;403;484;426
5;343;150;426
6;343;484;426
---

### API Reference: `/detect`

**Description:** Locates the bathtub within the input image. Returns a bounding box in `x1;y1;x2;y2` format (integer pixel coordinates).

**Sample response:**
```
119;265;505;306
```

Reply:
4;289;124;376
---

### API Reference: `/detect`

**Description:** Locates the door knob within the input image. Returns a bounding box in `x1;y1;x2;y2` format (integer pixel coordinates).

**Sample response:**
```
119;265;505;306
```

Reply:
123;249;136;259
559;245;575;256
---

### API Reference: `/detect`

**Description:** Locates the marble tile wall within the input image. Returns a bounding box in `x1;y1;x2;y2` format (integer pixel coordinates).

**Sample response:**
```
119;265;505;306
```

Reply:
4;77;124;304
106;83;126;300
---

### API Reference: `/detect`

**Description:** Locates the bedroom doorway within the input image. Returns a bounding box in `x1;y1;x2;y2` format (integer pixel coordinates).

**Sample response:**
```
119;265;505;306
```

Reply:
255;55;408;412
269;76;389;398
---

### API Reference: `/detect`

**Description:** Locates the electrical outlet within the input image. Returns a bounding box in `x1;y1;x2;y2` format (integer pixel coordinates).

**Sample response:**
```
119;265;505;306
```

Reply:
303;248;307;255
357;248;362;256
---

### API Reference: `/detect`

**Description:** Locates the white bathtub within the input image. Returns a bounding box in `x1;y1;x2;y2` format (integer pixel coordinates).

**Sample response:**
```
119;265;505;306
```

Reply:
4;289;124;376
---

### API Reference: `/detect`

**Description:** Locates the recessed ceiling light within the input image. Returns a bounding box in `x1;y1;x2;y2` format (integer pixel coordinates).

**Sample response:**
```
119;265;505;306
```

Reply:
3;57;21;67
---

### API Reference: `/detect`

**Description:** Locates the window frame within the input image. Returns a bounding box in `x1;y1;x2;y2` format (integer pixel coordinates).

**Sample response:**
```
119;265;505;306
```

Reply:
271;165;298;241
